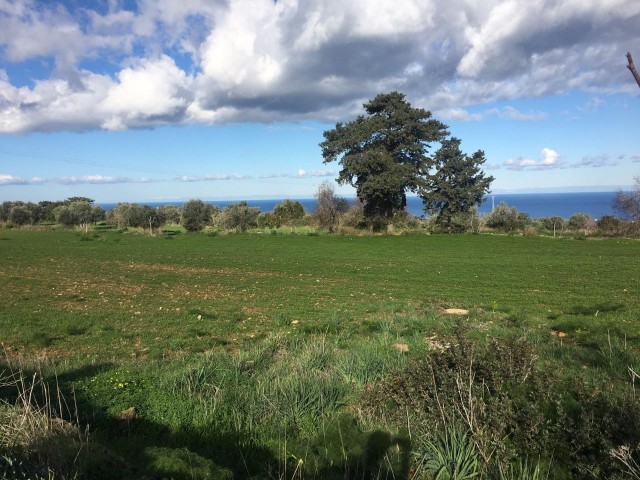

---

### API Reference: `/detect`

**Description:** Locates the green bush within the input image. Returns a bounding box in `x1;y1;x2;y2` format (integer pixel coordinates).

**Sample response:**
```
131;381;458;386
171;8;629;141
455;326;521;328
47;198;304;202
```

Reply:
485;202;530;232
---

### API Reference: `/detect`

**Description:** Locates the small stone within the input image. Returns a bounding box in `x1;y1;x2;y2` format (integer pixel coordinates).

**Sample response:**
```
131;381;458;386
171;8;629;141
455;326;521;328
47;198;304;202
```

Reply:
444;308;469;315
291;320;299;325
197;314;202;320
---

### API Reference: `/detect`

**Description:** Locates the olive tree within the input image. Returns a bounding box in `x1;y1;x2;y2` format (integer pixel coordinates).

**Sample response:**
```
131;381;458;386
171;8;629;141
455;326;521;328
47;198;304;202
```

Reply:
182;199;213;232
485;202;530;232
218;202;260;232
273;200;305;225
8;205;32;227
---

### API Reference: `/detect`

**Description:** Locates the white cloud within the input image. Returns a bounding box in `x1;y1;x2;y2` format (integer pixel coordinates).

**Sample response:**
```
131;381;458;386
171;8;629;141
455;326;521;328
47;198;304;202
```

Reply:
291;169;335;178
101;55;193;130
0;0;638;132
577;155;619;168
504;147;563;170
59;175;128;184
485;106;546;121
436;108;483;121
631;155;640;163
175;174;252;182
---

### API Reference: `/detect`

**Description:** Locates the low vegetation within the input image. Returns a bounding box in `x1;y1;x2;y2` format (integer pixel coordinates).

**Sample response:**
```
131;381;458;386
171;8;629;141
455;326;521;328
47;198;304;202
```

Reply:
0;228;638;479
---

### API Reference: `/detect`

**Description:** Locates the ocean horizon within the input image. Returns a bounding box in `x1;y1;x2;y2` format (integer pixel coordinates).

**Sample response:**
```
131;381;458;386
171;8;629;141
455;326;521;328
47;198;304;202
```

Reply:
99;191;622;220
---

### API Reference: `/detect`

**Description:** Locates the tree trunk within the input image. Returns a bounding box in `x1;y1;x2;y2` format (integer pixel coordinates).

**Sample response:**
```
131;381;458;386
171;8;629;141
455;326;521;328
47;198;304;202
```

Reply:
627;52;640;89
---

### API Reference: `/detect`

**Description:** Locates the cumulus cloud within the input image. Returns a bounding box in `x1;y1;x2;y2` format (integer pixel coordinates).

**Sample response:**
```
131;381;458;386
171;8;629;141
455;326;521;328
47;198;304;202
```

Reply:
504;147;563;170
0;0;638;133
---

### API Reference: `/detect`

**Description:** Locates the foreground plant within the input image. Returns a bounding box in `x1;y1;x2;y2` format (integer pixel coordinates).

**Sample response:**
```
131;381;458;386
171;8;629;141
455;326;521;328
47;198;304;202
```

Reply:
416;427;479;480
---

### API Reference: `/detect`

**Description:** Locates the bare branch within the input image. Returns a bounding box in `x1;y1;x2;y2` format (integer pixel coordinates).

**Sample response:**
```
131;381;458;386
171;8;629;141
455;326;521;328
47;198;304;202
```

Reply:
627;52;640;89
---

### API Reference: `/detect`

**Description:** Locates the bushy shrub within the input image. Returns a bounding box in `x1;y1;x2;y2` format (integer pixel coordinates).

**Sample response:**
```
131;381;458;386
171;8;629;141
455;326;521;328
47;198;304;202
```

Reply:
273;200;305;225
182;199;214;232
362;330;640;478
339;200;366;229
568;212;595;234
218;202;260;232
257;212;281;229
485;202;530;232
540;216;565;235
597;215;623;236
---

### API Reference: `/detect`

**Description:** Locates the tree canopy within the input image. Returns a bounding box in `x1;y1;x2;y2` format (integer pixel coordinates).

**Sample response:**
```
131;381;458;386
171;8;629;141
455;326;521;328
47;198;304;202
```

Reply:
320;92;448;221
420;137;493;227
321;92;492;226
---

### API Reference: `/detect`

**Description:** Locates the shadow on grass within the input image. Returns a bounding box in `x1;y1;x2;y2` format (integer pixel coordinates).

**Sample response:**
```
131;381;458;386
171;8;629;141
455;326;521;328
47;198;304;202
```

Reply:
566;301;625;316
1;360;409;480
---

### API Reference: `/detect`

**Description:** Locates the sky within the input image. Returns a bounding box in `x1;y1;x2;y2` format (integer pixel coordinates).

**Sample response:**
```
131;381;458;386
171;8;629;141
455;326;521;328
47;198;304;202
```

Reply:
0;0;638;203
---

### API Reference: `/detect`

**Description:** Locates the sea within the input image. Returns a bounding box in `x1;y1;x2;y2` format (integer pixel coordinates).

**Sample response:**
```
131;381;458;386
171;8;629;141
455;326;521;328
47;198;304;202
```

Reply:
99;191;622;220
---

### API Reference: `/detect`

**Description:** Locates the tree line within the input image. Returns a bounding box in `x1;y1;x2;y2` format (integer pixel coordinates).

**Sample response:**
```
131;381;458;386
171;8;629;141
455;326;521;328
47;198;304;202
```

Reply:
2;191;638;238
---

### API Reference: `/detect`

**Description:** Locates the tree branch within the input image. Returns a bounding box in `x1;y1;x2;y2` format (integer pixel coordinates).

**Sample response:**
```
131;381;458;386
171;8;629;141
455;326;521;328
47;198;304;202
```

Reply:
627;52;640;89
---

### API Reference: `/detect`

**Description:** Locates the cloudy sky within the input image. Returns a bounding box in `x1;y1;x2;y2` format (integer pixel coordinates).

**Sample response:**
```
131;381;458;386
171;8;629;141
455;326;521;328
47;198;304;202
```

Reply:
0;0;638;202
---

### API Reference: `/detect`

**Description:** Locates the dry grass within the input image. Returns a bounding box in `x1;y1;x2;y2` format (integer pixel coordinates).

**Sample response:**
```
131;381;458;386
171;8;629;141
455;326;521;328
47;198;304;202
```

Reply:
0;357;87;476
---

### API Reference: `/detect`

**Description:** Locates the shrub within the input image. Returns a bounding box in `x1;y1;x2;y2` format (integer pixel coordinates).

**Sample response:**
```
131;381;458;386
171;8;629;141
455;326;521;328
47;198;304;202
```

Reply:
568;212;595;234
314;182;349;233
182;199;214;232
7;206;32;227
273;200;305;225
597;215;623;236
218;202;260;232
485;202;530;232
257;212;281;229
362;330;640;478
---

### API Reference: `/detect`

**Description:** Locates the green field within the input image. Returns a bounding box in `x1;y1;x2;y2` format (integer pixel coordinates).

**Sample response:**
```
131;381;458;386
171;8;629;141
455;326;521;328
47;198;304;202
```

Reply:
1;229;640;479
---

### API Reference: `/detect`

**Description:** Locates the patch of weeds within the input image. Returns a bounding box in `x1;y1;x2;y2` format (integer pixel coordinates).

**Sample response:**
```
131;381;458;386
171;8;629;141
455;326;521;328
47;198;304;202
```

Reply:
187;308;218;320
273;311;291;327
28;332;55;348
567;301;624;316
63;321;89;336
336;344;390;387
186;327;210;338
227;311;245;323
144;447;232;480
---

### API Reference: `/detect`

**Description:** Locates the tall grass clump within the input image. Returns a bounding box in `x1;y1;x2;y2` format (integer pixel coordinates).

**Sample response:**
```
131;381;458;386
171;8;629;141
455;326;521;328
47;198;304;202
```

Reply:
0;364;87;479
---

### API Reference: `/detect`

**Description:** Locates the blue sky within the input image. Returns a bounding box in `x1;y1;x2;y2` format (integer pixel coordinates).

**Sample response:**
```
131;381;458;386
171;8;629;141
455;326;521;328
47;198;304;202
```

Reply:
0;0;638;202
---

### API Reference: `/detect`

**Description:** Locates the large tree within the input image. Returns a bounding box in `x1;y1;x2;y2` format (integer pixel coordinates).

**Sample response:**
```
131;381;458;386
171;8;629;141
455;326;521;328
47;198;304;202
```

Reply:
420;137;493;228
320;92;448;222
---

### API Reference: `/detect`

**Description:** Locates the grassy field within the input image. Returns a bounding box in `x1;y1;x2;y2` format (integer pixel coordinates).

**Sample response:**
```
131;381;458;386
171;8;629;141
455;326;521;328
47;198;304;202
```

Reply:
1;229;640;479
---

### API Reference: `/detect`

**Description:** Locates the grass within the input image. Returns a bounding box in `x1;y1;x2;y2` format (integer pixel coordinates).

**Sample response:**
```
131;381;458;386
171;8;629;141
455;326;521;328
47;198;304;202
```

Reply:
0;229;639;478
1;229;637;360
